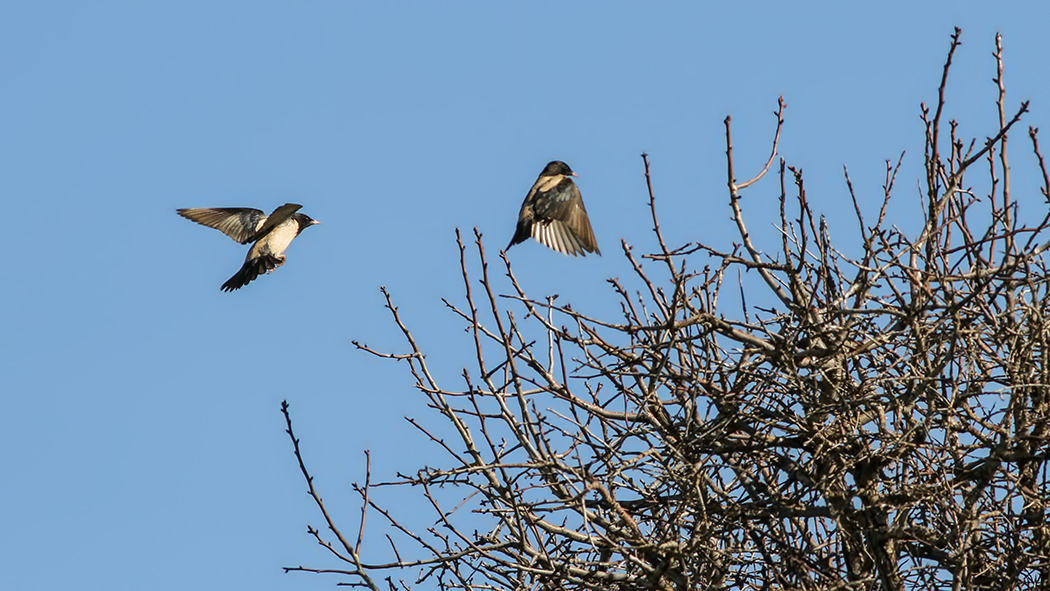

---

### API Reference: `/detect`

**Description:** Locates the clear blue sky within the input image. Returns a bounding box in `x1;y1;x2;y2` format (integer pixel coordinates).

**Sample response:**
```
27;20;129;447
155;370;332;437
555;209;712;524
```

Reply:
3;2;1048;589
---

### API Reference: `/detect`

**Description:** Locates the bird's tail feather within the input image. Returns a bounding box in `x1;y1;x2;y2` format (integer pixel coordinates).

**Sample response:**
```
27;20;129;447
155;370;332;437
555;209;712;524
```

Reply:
221;254;283;292
507;222;530;250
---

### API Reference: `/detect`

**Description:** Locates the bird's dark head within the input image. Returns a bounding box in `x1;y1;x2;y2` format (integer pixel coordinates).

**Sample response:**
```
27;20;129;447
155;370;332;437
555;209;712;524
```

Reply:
542;160;576;178
294;213;321;234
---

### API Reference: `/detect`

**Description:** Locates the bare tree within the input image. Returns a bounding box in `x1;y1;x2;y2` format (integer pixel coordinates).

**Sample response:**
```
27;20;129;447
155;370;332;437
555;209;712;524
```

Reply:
282;29;1050;590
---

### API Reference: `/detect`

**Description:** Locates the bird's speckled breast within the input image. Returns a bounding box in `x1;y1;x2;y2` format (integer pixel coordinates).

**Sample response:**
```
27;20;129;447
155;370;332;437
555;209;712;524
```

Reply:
534;174;566;194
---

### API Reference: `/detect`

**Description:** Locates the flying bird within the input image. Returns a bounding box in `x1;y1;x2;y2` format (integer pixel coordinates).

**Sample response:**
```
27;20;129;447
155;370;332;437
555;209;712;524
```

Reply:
507;160;600;256
177;203;320;291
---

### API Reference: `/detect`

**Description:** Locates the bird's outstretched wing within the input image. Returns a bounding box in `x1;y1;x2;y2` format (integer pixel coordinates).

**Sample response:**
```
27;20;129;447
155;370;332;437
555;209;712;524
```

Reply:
253;203;303;239
177;207;269;244
530;179;600;256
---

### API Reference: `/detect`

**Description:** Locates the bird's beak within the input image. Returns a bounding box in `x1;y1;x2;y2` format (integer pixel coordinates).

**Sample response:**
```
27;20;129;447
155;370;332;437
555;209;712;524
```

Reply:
312;220;322;225
571;172;579;177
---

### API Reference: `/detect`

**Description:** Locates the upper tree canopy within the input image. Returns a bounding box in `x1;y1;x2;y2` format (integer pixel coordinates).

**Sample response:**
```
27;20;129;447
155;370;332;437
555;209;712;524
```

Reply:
284;30;1050;591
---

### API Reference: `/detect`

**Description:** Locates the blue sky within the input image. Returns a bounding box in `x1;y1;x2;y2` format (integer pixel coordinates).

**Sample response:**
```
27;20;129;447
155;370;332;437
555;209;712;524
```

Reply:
3;2;1049;589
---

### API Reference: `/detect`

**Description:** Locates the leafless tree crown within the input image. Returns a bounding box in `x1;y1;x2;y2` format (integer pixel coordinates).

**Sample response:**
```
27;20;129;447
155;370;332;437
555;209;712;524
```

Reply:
283;29;1050;590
